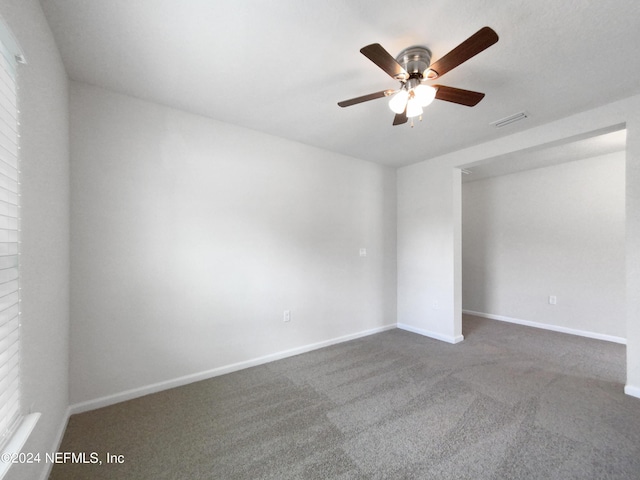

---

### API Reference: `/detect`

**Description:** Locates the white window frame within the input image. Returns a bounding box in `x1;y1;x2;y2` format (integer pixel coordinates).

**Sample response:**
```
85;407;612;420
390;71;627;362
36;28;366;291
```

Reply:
0;16;39;480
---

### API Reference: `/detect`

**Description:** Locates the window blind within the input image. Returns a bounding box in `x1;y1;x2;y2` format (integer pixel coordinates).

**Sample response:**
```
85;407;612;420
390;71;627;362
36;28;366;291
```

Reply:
0;29;21;451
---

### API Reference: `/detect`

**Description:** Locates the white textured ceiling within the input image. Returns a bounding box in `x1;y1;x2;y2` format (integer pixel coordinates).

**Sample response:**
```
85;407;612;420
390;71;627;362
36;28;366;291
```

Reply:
40;0;640;168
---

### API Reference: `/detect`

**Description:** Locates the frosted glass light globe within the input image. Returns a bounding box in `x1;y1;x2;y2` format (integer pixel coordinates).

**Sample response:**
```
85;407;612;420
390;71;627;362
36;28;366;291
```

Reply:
413;84;436;107
388;89;409;114
406;98;423;118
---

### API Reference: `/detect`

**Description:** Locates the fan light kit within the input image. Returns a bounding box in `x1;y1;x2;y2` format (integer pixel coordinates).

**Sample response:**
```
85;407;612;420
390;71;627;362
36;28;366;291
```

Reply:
338;27;499;127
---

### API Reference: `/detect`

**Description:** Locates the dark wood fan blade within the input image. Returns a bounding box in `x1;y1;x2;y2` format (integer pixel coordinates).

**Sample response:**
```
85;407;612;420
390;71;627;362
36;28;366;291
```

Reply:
360;43;409;80
434;85;485;106
393;109;408;125
338;89;394;107
427;27;498;79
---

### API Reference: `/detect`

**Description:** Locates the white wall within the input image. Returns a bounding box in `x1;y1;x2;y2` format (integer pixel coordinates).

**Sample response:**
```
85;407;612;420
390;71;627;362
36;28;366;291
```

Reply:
397;94;640;398
0;2;70;480
626;113;640;398
397;163;462;343
462;152;626;340
69;82;397;408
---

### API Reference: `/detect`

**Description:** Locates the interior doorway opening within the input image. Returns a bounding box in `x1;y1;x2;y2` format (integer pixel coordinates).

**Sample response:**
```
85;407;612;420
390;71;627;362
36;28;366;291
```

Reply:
458;125;627;344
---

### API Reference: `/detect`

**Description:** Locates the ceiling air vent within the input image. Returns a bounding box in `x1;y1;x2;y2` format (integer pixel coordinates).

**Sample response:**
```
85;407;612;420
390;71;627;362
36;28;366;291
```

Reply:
490;111;528;128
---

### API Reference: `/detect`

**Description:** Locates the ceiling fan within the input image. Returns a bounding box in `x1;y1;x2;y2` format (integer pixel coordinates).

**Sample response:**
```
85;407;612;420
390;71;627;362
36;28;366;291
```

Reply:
338;27;499;126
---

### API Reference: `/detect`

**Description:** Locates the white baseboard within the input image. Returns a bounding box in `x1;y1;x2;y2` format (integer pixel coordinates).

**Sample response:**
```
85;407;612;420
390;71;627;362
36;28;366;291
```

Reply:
38;406;71;480
462;310;626;345
69;323;397;415
624;385;640;399
397;323;464;344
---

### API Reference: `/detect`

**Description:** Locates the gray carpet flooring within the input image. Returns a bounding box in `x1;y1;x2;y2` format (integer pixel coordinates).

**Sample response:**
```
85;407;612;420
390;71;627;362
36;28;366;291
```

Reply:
50;316;640;479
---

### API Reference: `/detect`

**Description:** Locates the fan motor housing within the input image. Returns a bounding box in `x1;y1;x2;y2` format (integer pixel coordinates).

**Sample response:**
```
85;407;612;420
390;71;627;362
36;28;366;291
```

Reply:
395;46;432;79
